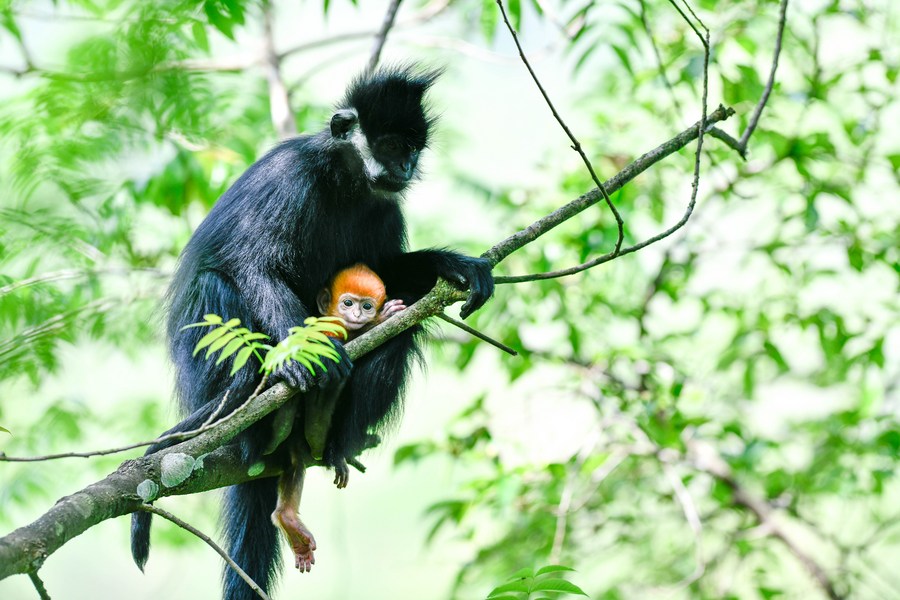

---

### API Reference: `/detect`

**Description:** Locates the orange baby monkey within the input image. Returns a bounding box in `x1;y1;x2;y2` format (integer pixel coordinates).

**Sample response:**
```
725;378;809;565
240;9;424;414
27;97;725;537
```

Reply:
316;263;406;339
299;263;406;487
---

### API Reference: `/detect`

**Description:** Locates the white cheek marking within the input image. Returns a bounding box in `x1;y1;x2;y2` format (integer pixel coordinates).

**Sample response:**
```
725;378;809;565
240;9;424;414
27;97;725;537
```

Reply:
349;128;385;180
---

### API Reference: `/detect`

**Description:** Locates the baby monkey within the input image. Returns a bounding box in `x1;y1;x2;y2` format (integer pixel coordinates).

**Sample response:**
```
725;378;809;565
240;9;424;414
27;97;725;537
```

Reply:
304;263;406;472
315;263;406;339
271;264;407;573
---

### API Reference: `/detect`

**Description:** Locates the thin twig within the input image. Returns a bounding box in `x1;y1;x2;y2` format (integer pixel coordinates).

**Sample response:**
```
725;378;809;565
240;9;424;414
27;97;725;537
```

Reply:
638;0;685;121
495;0;625;257
262;2;296;139
493;1;712;285
708;126;745;158
279;0;450;61
489;107;732;283
138;505;270;600
436;313;518;356
365;0;403;76
737;0;789;153
0;380;265;462
28;571;51;600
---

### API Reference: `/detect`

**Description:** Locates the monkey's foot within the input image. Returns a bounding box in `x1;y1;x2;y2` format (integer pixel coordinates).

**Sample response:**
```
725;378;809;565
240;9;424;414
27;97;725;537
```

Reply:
272;507;317;573
333;459;350;489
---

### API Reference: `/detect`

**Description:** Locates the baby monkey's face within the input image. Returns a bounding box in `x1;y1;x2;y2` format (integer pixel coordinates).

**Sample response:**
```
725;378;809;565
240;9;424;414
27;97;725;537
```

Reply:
335;293;381;331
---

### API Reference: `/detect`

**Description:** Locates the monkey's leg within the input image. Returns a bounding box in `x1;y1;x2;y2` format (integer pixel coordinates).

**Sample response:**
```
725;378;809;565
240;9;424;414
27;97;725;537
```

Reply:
304;381;345;461
271;458;317;573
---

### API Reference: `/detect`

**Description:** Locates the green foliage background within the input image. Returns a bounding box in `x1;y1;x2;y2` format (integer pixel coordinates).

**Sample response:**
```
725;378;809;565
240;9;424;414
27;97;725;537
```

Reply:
0;0;897;599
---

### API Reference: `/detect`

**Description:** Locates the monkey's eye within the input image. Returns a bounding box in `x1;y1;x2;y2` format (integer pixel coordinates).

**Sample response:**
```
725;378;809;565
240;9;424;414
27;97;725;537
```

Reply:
362;302;374;311
383;139;400;152
343;299;353;307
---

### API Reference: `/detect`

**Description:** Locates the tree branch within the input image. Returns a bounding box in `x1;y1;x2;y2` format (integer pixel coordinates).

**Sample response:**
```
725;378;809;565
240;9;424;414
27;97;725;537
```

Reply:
0;100;734;579
0;281;465;580
485;104;734;278
496;0;625;257
139;505;270;600
738;0;789;153
364;0;403;76
688;440;845;600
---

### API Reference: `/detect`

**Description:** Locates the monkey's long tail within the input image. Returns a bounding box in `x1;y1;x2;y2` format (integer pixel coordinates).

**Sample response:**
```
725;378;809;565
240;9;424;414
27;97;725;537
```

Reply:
130;401;220;571
223;478;281;600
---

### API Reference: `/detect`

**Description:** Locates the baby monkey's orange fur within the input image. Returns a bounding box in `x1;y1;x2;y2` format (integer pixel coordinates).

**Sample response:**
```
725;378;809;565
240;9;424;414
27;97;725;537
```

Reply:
316;263;406;339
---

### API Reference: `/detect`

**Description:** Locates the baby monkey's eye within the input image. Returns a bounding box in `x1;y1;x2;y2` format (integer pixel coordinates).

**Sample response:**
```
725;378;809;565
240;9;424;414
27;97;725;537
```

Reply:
343;299;353;307
363;302;373;310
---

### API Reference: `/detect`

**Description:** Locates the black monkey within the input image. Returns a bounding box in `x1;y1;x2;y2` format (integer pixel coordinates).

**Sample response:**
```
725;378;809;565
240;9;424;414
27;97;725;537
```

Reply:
130;66;493;600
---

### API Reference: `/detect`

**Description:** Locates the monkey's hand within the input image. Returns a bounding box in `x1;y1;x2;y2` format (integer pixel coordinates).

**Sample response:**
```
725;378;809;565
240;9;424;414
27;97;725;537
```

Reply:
273;340;352;391
379;298;407;321
440;255;495;319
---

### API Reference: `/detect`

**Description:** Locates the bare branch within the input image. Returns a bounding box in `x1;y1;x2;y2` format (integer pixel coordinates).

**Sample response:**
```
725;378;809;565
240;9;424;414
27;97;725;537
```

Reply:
708;126;746;159
436;313;518;356
490;0;714;285
737;0;789;152
638;0;685;121
495;0;625;257
262;2;296;139
0;382;263;463
487;105;733;282
139;505;270;600
28;571;51;600
365;0;403;76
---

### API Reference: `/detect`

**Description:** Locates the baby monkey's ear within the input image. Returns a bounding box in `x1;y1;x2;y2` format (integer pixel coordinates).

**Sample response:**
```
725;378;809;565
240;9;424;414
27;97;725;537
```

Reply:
316;288;331;314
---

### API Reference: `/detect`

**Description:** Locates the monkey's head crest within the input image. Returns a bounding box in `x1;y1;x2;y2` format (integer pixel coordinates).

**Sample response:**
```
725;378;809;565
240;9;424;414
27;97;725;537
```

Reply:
340;65;442;148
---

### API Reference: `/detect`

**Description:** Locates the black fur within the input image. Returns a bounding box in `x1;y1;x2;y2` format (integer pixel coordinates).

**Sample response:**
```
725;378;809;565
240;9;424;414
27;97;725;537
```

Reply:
130;66;493;599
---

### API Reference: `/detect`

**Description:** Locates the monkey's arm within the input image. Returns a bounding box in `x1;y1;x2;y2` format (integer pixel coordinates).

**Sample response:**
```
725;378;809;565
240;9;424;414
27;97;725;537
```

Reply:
378;249;494;319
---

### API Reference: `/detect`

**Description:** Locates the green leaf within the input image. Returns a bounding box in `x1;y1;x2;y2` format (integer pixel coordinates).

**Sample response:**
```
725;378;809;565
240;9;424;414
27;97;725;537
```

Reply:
481;0;499;42
308;355;327;371
192;20;210;53
193;326;230;355
205;329;239;357
242;332;270;341
295;355;315;375
0;425;10;434
763;341;789;373
230;346;256;375
203;314;223;324
529;579;588;595
535;565;576;577
487;580;531;596
215;337;246;365
507;567;535;580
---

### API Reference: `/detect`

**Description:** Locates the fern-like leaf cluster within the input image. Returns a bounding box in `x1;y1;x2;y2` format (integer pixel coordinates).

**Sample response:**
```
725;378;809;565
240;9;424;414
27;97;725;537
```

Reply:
183;314;347;377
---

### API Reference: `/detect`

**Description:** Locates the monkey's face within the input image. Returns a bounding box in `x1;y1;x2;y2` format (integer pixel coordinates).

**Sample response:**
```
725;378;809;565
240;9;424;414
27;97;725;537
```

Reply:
369;135;421;192
334;293;380;331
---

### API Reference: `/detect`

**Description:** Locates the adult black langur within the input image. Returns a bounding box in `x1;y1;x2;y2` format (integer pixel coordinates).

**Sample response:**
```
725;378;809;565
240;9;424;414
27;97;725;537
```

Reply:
130;66;494;600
